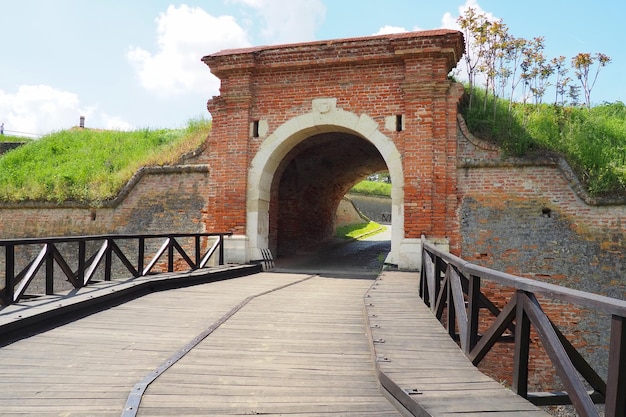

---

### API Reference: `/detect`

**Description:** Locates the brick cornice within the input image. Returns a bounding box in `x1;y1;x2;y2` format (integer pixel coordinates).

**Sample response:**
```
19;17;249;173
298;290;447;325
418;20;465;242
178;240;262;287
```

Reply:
203;30;464;77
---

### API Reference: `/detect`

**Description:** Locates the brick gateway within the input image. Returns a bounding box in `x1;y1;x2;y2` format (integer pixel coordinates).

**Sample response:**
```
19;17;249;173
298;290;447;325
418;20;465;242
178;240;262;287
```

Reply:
202;30;464;269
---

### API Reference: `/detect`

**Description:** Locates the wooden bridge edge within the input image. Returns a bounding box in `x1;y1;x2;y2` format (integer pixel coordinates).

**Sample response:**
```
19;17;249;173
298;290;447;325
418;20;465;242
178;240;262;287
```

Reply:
363;270;552;417
0;264;261;346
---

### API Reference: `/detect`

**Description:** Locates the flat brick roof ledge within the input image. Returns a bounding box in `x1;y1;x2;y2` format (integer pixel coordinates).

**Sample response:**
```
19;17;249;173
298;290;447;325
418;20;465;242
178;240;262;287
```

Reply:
203;29;464;76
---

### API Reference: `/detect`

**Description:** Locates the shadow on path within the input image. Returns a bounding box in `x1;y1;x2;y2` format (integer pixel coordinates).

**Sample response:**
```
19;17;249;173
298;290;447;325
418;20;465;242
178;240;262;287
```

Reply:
273;226;391;279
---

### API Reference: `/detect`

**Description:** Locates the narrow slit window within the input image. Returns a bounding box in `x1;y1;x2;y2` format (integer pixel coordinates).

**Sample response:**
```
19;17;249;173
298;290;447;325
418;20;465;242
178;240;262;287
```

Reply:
395;115;403;132
252;120;260;138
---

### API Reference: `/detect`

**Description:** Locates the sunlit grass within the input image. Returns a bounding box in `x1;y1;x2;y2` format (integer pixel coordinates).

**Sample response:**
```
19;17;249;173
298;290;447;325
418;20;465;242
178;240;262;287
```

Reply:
335;221;383;239
0;117;211;204
462;88;626;196
350;180;391;197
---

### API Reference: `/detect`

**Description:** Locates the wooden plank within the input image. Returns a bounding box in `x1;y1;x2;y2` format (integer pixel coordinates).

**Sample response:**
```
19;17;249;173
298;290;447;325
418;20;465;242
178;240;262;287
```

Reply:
137;275;401;417
0;273;314;416
365;271;552;417
0;273;402;416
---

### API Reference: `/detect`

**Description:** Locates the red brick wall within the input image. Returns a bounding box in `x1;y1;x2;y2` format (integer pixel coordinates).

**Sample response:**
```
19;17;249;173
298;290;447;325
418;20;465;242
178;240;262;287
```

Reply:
203;30;465;253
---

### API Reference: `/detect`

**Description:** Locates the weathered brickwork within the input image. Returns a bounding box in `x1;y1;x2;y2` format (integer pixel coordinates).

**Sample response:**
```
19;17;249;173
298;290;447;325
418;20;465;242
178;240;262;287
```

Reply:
0;167;210;239
457;117;625;389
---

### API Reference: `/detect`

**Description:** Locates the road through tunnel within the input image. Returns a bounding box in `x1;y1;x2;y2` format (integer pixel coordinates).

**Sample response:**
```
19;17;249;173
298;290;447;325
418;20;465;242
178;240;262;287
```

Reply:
270;132;387;257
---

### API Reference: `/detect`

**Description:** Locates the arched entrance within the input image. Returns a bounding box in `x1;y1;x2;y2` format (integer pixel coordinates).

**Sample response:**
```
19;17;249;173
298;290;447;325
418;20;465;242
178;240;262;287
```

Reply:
246;102;404;266
202;30;465;270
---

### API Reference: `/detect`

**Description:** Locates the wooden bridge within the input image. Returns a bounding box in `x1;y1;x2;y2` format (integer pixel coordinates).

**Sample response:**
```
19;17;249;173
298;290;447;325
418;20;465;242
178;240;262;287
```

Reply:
0;232;624;417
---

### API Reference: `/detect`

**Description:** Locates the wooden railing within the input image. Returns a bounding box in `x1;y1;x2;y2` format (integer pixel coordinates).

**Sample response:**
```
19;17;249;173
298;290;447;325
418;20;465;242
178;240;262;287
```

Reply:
420;236;626;417
0;232;232;306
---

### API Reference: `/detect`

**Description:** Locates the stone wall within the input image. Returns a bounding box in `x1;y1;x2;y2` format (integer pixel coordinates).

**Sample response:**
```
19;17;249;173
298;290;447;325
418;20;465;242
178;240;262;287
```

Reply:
0;165;210;239
335;197;367;227
457;115;625;390
346;193;392;224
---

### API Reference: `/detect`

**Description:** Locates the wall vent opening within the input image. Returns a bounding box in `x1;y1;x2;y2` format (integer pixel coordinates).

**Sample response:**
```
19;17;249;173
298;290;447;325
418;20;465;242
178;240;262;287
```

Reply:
395;115;403;132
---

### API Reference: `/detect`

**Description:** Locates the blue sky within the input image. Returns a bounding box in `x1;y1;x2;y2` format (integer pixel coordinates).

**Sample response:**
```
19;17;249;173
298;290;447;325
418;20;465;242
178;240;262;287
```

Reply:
1;0;624;136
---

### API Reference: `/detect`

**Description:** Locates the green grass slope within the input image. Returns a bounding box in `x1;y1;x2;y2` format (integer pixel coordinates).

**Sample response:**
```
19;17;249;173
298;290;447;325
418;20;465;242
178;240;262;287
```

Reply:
0;118;210;204
462;89;626;197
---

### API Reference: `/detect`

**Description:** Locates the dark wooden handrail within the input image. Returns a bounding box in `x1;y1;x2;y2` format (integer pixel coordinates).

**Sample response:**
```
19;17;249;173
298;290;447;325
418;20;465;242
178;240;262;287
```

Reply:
420;236;626;417
1;232;232;307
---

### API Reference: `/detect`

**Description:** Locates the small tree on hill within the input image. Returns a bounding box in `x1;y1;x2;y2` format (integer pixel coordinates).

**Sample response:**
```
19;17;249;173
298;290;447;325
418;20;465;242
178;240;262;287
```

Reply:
458;7;490;109
521;37;553;105
572;52;612;108
551;56;569;106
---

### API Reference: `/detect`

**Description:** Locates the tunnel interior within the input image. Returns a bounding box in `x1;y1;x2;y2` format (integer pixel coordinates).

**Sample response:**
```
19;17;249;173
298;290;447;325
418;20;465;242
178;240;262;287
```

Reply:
269;132;388;257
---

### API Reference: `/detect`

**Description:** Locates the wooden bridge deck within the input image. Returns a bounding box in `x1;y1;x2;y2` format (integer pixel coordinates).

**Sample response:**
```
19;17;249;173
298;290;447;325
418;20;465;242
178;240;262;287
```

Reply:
0;268;549;417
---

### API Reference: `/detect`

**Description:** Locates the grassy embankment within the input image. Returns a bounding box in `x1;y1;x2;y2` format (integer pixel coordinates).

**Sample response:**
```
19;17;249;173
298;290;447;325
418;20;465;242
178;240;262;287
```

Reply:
349;180;391;198
335;221;383;240
2;90;624;232
0;118;210;204
463;89;626;197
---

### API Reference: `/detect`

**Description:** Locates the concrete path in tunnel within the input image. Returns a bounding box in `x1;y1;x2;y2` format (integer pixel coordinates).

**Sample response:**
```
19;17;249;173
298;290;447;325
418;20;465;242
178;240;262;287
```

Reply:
273;226;392;278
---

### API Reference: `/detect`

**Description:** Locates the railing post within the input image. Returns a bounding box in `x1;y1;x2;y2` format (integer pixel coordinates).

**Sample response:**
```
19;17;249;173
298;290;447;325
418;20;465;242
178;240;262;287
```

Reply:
419;263;425;298
5;244;15;302
606;315;626;417
105;238;113;281
167;238;175;272
195;235;201;269
77;240;86;286
512;291;530;398
219;234;225;265
138;237;145;276
466;274;481;352
446;269;456;339
434;257;443;303
45;244;54;295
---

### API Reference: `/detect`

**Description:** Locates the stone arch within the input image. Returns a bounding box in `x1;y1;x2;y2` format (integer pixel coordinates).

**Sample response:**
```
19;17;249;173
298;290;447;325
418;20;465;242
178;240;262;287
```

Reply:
247;98;404;265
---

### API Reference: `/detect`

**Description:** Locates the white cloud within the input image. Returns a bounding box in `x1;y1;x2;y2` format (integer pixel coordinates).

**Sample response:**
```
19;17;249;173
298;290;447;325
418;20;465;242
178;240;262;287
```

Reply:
127;5;250;98
372;24;425;36
0;85;133;136
441;0;496;30
373;25;408;36
101;114;135;131
229;0;325;44
0;85;84;136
